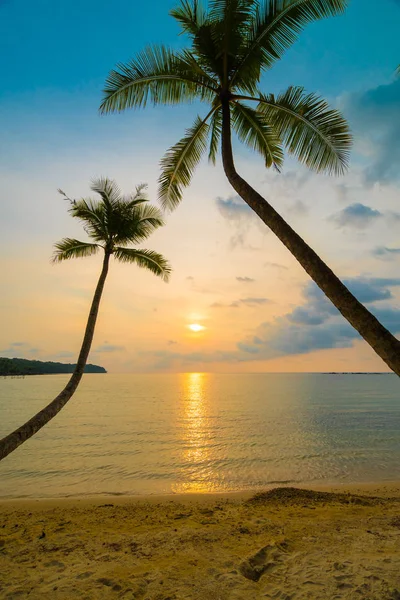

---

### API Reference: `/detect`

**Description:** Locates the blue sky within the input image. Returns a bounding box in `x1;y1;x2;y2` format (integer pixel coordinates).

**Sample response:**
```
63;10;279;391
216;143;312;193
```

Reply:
2;0;399;95
1;0;400;372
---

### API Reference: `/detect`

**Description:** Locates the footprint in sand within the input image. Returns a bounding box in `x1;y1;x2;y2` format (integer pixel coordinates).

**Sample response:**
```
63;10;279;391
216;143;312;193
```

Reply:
76;571;93;580
239;544;282;582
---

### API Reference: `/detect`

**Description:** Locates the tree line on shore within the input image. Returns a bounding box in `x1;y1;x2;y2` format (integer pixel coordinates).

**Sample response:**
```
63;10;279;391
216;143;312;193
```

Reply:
0;357;106;376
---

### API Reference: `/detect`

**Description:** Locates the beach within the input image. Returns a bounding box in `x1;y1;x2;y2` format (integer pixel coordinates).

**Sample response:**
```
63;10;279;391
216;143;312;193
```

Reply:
1;483;400;599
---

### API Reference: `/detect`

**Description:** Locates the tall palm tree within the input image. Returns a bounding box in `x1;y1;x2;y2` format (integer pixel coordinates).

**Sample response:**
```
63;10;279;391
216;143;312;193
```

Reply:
100;0;400;375
0;178;171;462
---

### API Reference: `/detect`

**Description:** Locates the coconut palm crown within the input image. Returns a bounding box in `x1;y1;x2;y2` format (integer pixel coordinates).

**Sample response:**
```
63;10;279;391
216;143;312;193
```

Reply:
100;0;351;208
54;178;171;278
0;178;171;462
100;0;400;376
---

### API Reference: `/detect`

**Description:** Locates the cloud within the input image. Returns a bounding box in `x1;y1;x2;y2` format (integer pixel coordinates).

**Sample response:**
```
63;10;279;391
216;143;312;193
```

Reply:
237;320;358;357
186;276;194;280
93;344;125;353
302;277;400;306
211;297;271;308
237;277;400;359
211;302;240;308
343;79;400;186
287;200;308;217
372;246;400;260
215;195;253;222
335;183;350;204
216;194;262;250
0;342;40;358
264;262;288;270
240;297;271;306
229;234;261;251
329;203;383;229
342;277;400;303
167;340;177;346
236;276;255;283
53;351;75;359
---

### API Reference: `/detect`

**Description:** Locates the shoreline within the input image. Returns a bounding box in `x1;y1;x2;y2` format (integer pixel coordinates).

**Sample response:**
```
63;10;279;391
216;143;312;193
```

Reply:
1;480;400;510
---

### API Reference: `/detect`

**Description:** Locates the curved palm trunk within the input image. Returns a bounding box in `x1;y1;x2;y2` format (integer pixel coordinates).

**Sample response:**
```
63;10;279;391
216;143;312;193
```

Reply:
221;101;400;376
0;253;111;462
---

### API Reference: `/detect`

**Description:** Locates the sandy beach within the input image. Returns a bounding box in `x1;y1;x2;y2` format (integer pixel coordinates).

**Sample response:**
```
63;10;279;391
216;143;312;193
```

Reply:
1;483;400;599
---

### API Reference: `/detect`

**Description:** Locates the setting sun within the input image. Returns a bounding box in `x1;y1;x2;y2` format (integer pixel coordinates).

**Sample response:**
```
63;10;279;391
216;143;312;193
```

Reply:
188;324;205;332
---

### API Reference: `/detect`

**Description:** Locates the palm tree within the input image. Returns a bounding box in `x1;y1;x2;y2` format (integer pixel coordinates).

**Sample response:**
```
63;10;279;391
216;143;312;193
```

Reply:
99;0;400;375
0;178;171;462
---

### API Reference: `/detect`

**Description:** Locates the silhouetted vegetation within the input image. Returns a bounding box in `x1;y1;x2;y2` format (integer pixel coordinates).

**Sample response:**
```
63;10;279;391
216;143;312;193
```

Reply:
0;357;106;376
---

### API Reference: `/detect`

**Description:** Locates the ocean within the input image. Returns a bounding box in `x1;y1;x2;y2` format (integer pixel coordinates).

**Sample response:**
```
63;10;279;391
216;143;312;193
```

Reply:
1;373;399;499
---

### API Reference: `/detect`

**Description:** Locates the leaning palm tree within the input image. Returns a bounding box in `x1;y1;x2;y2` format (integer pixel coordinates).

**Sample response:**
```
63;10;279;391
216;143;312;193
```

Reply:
99;0;400;375
0;178;171;461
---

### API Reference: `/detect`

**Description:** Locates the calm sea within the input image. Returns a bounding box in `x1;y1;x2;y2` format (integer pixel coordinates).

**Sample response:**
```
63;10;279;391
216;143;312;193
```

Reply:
0;373;399;499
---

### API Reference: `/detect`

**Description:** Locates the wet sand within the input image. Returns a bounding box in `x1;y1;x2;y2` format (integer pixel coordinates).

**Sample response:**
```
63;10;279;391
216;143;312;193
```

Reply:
1;483;400;599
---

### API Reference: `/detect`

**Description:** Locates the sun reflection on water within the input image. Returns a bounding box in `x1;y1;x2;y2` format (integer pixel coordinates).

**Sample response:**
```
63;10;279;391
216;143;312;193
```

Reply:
172;372;220;493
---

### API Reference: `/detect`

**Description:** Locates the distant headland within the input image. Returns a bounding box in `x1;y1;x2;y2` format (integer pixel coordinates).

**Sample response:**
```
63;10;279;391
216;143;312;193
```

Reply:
321;372;391;375
0;357;106;376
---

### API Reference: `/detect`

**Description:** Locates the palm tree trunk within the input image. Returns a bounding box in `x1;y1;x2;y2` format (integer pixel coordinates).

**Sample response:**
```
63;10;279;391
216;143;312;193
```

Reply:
221;100;400;375
0;252;111;462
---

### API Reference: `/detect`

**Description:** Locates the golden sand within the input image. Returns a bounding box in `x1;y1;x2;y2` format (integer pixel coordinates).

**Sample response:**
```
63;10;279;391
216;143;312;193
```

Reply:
1;483;400;599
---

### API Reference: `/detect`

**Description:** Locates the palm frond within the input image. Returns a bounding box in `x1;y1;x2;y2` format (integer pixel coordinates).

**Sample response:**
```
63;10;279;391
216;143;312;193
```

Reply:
114;248;172;281
124;183;149;208
209;0;254;17
159;110;214;210
170;0;207;36
231;101;284;169
189;21;227;81
52;239;100;263
208;105;222;164
100;45;217;114
256;86;351;174
232;0;347;87
113;204;166;245
90;177;122;207
209;0;257;84
69;198;108;242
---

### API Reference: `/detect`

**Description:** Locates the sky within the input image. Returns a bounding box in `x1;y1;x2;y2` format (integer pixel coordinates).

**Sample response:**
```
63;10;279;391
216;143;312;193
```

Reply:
1;0;400;373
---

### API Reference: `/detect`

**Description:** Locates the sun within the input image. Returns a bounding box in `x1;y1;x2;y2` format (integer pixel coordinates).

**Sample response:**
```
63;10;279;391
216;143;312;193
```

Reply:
188;323;205;332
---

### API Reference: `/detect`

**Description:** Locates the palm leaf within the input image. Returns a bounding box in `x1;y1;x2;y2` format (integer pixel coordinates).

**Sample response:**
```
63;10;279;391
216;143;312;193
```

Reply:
100;45;217;114
52;239;100;263
208;105;222;164
255;86;351;174
121;183;149;209
170;0;207;36
113;204;166;245
231;101;284;169
90;177;122;207
69;198;108;242
209;0;257;84
158;111;214;210
114;248;171;281
232;0;347;88
185;20;226;81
